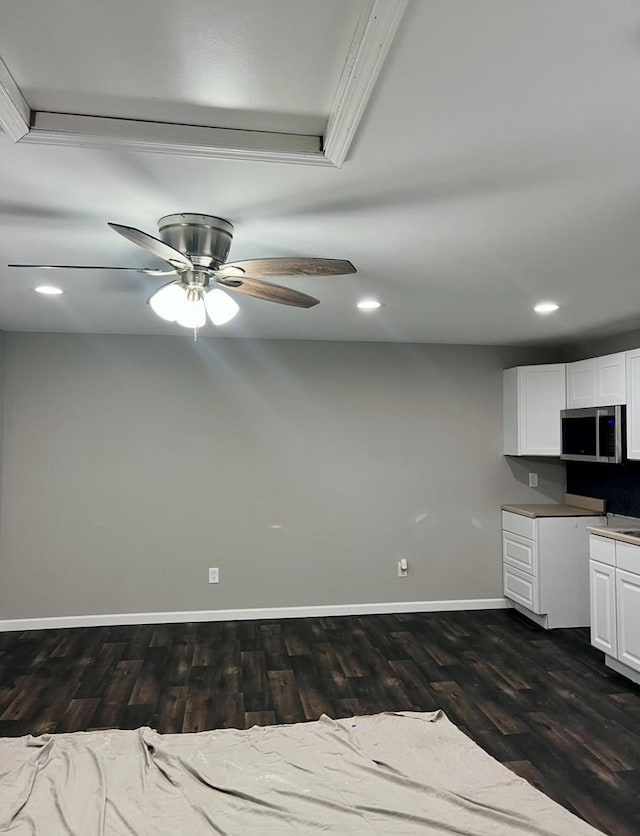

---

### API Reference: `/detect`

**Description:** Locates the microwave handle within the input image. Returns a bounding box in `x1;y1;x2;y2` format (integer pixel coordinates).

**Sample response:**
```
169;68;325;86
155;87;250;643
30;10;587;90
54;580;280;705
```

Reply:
595;409;606;460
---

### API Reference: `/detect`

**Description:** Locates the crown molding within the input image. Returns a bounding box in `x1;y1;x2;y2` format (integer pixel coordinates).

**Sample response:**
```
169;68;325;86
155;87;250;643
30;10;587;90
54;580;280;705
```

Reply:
0;55;30;141
22;111;331;166
0;0;408;166
324;0;409;167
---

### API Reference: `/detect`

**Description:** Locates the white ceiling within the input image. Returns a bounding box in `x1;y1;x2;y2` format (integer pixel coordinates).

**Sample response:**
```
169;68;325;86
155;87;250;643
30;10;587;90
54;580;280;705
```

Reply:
2;0;640;345
0;0;366;135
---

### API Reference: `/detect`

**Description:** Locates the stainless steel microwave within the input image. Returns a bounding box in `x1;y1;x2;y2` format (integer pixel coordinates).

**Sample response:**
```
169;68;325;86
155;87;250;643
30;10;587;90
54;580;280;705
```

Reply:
560;405;625;463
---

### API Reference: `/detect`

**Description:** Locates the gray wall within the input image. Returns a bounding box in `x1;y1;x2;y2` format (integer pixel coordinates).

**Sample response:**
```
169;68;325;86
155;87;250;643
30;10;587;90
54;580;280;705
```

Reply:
0;334;564;619
567;327;640;361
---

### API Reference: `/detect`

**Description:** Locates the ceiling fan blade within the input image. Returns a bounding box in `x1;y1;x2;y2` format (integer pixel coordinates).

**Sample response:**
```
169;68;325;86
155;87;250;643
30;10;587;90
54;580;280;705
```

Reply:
108;222;194;271
218;276;319;308
7;264;176;275
218;257;356;279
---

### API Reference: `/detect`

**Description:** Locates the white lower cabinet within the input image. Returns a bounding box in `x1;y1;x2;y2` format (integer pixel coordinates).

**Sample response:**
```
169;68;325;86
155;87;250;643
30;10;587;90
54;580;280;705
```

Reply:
616;569;640;674
502;511;605;629
589;534;640;684
589;560;617;656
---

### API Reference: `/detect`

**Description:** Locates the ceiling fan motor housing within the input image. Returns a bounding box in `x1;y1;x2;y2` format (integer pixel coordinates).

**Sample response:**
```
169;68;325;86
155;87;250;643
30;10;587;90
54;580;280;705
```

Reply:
158;214;234;269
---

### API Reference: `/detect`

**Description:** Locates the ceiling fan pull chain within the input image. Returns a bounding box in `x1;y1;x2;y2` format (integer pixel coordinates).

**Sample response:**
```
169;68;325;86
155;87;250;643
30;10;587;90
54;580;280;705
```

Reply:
193;327;198;343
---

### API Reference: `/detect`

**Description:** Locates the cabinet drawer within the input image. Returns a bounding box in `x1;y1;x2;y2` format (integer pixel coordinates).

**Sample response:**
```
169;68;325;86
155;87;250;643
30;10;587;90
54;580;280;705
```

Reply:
504;564;540;613
502;511;536;540
503;531;537;575
616;542;640;574
589;535;616;567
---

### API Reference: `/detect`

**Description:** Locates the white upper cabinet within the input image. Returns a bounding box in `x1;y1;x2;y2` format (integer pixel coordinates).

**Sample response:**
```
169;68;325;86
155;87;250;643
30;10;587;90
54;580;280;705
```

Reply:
566;353;626;409
503;364;566;456
626;348;640;459
596;353;627;405
567;359;596;409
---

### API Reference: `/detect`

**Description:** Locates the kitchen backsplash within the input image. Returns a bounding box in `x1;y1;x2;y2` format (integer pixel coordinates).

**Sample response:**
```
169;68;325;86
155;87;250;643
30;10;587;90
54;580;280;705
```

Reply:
566;461;640;518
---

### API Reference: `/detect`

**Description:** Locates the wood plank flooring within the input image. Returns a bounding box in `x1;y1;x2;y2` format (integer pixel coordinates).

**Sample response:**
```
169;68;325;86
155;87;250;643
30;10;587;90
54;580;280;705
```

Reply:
1;609;639;835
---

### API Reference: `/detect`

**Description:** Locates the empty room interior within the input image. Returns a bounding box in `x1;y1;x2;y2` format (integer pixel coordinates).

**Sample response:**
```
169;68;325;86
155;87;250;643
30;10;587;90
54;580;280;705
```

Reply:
2;1;640;834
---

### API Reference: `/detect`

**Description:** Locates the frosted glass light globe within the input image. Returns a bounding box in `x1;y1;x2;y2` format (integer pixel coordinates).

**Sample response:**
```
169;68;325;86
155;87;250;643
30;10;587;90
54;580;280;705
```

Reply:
204;288;239;325
177;296;206;329
149;283;188;322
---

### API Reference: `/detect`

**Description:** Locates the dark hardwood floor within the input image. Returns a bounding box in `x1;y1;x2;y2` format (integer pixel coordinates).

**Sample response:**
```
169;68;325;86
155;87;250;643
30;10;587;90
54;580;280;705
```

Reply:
1;608;639;835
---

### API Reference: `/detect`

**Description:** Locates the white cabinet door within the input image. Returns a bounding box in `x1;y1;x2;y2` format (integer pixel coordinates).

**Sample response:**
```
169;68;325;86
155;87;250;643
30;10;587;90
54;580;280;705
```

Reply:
590;560;617;656
626;348;640;460
567;359;596;409
567;354;626;409
616;569;640;673
519;365;565;455
503;364;565;456
594;353;626;406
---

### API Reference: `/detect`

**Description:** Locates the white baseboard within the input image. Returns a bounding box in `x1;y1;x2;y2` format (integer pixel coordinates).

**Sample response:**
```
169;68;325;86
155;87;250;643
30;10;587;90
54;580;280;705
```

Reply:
0;598;511;633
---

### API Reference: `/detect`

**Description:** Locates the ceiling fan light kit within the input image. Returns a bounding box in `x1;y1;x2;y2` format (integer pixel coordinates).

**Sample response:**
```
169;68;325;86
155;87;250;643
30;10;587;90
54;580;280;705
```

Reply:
149;283;239;331
9;212;356;339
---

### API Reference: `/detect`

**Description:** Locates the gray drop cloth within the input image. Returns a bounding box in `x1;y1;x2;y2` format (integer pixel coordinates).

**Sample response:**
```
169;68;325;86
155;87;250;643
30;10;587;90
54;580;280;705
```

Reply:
0;711;602;835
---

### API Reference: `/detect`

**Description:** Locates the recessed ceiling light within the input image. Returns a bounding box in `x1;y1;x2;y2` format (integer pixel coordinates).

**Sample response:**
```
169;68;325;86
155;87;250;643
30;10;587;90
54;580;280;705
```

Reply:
534;301;559;315
356;298;382;311
34;285;64;295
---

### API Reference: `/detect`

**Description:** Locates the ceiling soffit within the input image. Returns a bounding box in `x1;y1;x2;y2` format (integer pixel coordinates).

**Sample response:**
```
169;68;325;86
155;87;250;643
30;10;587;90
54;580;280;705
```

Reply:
0;0;407;168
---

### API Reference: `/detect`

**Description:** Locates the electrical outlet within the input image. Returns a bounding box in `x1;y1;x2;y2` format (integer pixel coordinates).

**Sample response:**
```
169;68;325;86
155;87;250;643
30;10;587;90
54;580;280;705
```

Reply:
398;558;408;577
528;472;539;488
208;567;219;584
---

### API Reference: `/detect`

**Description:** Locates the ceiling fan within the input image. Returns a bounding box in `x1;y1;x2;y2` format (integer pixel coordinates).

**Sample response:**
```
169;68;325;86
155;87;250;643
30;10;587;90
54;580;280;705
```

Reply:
9;213;356;338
